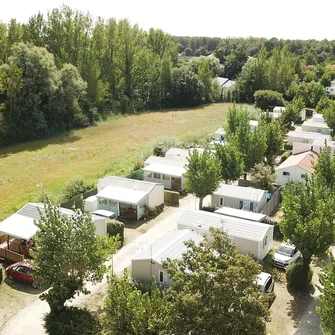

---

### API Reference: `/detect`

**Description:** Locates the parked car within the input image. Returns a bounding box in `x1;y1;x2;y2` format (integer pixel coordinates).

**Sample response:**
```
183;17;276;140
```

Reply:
254;272;275;293
272;242;301;269
5;262;40;289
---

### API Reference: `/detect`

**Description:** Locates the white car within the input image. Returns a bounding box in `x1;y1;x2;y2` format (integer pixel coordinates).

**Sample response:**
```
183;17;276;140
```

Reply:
272;242;301;269
254;272;275;293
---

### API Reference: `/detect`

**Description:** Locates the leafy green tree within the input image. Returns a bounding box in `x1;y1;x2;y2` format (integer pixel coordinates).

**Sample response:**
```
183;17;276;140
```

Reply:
280;178;335;268
311;83;326;107
320;72;332;87
259;115;284;163
197;57;214;102
322;103;335;134
32;197;117;312
215;142;244;183
184;149;221;209
254;89;285;111
163;228;270;335
314;145;335;190
317;253;335;335
250;162;275;193
102;273;166;335
279;96;305;130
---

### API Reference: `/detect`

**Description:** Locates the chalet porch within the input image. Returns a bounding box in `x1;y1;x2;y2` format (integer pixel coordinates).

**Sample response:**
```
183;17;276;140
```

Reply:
0;235;34;263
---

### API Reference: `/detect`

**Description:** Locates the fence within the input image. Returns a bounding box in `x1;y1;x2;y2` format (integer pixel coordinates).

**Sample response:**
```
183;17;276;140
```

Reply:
0;248;24;263
0;234;6;244
261;186;282;217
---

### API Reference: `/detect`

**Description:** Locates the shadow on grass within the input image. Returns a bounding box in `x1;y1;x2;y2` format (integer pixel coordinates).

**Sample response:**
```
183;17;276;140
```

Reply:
0;131;81;157
286;290;322;335
3;277;46;295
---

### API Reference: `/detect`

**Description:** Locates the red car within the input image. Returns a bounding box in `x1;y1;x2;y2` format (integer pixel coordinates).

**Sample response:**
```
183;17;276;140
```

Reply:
5;262;40;289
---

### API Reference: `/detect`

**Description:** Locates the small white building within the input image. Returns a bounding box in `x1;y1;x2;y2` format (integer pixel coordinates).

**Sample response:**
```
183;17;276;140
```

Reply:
143;156;186;191
85;176;164;220
215;127;225;142
301;114;331;135
177;209;273;260
275;150;318;185
0;203;107;238
214;206;266;222
212;184;268;213
326;80;335;96
272;106;286;119
287;130;331;144
131;229;203;287
249;120;259;131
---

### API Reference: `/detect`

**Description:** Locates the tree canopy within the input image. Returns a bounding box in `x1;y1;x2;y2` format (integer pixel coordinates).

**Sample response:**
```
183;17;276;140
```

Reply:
32;197;117;312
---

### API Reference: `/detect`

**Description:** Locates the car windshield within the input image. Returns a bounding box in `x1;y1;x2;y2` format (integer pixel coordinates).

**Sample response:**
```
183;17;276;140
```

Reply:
264;277;273;292
277;245;294;257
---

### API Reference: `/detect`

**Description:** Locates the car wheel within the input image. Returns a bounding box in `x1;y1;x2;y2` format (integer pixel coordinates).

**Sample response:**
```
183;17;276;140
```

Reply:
7;274;13;280
31;281;39;289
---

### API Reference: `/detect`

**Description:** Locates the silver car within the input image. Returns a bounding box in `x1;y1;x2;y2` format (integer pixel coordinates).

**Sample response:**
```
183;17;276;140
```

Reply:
272;242;301;269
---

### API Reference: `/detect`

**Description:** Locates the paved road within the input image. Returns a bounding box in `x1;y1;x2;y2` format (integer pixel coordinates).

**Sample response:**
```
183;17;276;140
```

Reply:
1;195;197;335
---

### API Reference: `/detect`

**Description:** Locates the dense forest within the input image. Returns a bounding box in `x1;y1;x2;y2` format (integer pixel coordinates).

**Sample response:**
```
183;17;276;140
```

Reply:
0;5;335;146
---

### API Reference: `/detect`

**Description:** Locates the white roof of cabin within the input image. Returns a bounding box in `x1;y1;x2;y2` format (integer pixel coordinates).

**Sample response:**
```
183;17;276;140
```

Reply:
97;185;147;204
213;184;267;202
214;206;266;222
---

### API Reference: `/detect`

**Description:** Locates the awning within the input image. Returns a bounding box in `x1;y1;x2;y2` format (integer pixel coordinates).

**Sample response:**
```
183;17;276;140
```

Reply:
0;214;38;240
97;185;148;204
143;163;186;177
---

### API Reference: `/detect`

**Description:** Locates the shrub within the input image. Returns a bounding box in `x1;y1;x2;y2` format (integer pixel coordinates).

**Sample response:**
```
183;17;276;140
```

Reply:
201;206;217;213
153;136;181;157
61;176;94;202
254;90;285;111
286;263;313;292
281;151;292;162
107;219;124;247
164;190;180;206
44;307;101;335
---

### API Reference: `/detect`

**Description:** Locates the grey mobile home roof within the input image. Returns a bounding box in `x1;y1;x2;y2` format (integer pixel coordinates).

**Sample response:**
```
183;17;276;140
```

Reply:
132;229;203;264
214;207;266;222
213;184;267;202
177;209;271;242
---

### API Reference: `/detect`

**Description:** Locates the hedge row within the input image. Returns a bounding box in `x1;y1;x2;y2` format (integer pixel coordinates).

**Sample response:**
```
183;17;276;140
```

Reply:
164;190;179;206
107;219;125;247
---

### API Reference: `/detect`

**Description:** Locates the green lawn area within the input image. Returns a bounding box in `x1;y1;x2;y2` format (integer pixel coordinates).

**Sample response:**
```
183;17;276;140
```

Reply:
0;103;253;221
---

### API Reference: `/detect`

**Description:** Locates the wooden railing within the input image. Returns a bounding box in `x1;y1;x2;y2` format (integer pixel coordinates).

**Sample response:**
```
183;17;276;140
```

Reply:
0;234;7;244
0;248;24;263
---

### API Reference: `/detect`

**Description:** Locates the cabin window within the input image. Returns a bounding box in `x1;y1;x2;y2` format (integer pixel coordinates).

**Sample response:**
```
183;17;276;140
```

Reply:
108;200;117;206
145;171;152;178
283;172;290;176
240;201;253;211
301;174;306;179
159;270;167;283
219;197;224;206
153;173;160;179
317;129;322;133
99;198;107;205
163;174;170;181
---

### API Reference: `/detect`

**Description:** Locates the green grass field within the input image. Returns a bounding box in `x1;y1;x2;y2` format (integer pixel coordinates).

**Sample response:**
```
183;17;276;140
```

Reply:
0;103;255;221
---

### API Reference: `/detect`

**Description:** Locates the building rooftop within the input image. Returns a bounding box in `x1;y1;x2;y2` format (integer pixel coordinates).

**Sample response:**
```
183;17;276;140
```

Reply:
275;150;318;174
177;210;271;242
214;206;266;222
143;163;186;177
216;77;229;86
302;120;330;129
213;184;267;202
287;130;331;141
97;185;148;204
215;128;225;135
132;229;203;264
98;176;159;193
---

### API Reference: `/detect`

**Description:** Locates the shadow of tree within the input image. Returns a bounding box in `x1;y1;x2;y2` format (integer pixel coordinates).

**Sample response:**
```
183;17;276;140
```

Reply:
286;291;323;334
3;277;46;295
0;131;82;157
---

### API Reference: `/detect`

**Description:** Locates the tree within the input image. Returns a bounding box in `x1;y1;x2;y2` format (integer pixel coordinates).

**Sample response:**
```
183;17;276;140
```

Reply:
279;178;335;268
250;162;275;193
322;102;335;134
184;149;221;209
254;89;285;111
32;197;117;312
102;273;166;335
259;115;284;164
279;96;305;130
215;142;244;183
314;145;335;190
316;253;335;335
197;57;213;102
163;228;270;335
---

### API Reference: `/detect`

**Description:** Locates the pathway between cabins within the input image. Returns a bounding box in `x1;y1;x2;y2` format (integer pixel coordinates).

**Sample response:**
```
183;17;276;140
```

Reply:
0;194;198;335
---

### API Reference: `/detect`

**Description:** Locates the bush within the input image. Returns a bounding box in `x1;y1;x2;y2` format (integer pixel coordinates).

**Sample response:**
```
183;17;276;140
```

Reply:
107;219;124;247
153;136;181;157
254;90;285;111
281;151;292;162
201;206;217;213
44;307;101;335
164;190;180;206
286;263;313;292
61;176;94;202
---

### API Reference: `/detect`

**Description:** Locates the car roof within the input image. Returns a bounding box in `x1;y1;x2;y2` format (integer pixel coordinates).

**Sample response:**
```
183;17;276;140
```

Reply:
280;242;296;248
12;262;32;268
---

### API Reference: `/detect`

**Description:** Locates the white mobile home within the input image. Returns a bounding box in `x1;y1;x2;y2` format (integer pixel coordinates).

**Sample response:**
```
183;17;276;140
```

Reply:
85;176;164;220
131;229;203;286
215;128;225;142
177;209;273;260
286;130;331;144
143;155;186;191
275;150;318;185
212;184;268;213
301;113;331;135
